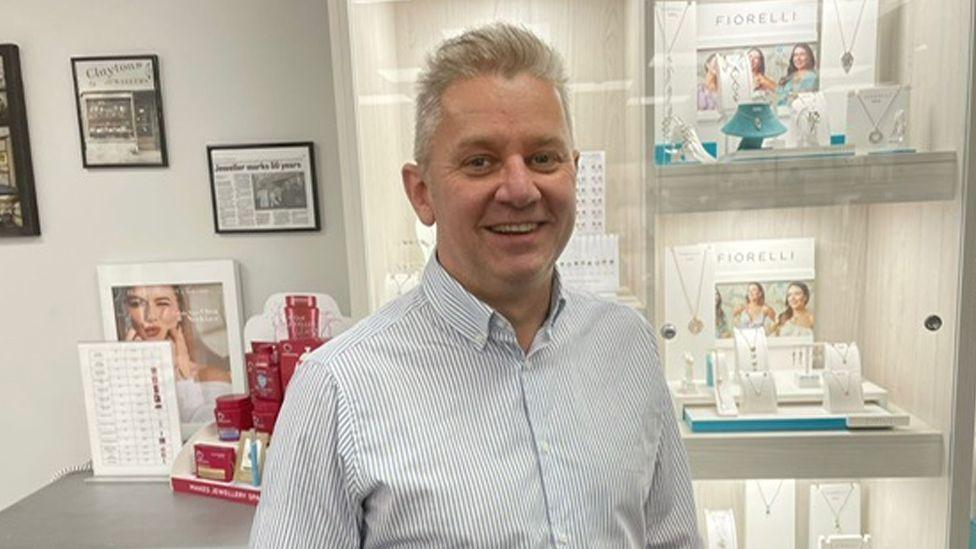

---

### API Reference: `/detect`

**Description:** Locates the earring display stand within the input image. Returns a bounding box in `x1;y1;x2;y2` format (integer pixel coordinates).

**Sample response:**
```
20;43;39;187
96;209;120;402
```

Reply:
809;482;862;548
745;479;795;549
706;508;738;549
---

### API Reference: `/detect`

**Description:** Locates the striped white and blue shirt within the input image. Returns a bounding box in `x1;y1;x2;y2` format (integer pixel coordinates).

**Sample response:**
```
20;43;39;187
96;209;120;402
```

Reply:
250;258;700;548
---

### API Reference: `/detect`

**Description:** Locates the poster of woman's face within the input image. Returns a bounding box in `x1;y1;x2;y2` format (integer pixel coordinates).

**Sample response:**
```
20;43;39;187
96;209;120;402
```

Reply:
111;283;233;423
715;279;815;339
697;42;821;111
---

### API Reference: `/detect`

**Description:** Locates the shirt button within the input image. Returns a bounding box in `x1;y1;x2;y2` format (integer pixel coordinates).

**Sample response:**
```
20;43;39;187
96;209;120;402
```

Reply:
556;533;569;545
538;440;550;455
525;358;533;369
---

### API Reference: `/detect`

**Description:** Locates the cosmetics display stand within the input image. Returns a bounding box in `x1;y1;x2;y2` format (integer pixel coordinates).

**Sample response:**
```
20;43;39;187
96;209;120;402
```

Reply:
169;423;261;506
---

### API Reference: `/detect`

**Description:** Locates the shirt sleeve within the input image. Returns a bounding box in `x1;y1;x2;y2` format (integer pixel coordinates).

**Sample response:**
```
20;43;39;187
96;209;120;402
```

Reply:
641;327;702;548
249;365;362;548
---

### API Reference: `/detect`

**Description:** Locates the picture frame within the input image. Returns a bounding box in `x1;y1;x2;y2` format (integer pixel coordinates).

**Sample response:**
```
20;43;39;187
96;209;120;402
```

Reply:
207;142;320;233
97;259;246;439
71;54;168;167
0;44;41;236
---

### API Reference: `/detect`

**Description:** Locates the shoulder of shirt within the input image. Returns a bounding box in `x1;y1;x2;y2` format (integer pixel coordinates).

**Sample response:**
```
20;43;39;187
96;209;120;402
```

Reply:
560;285;654;335
298;289;429;376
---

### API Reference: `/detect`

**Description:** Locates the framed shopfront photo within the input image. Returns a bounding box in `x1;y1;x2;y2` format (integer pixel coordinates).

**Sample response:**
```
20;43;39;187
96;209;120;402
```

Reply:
71;54;168;168
0;44;40;236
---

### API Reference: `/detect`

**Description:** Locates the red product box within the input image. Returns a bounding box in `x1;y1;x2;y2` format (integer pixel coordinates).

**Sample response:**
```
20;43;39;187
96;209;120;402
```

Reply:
285;296;320;339
279;338;326;392
252;399;281;435
252;359;283;403
194;443;236;482
214;394;253;441
246;352;274;401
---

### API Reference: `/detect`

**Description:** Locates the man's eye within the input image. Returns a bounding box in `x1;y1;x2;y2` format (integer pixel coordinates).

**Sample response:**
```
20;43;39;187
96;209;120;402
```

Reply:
530;152;560;169
462;156;495;173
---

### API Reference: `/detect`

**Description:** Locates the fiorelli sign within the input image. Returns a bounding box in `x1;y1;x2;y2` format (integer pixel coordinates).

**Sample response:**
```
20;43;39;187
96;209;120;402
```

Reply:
696;0;819;49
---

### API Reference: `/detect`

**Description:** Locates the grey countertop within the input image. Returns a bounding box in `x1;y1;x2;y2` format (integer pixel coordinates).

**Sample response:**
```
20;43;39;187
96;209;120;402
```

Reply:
0;473;255;548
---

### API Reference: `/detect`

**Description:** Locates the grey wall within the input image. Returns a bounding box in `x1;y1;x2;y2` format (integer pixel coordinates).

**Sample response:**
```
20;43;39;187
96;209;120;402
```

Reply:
0;0;349;510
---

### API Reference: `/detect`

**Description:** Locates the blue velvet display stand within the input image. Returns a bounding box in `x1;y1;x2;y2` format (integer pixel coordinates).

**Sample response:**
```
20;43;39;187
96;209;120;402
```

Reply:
721;102;787;150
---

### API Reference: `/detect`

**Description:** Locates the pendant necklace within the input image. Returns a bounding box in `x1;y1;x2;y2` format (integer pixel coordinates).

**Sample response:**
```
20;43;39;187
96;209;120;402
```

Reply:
655;1;691;146
724;54;744;104
739;327;763;370
856;88;901;144
743;371;768;396
830;343;853;367
756;480;785;515
670;247;708;334
833;0;869;73
830;370;854;396
819;483;856;532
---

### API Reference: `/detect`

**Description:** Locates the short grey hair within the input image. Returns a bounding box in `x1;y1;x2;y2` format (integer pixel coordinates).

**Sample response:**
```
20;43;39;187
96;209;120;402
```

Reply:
413;22;573;167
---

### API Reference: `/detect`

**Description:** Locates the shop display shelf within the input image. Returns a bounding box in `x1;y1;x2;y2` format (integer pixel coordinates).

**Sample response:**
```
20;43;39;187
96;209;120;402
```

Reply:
654;150;958;214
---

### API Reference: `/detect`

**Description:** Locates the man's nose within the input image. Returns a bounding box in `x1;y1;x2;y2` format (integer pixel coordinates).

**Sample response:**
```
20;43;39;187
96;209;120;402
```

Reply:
496;156;541;207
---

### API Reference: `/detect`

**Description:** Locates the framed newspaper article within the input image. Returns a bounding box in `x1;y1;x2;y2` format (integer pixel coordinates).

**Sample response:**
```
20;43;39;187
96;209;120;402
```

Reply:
71;55;168;167
206;142;320;233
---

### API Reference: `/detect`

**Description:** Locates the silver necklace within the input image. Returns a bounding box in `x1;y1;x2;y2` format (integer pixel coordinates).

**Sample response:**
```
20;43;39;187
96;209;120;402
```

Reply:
724;54;743;104
739;328;763;370
833;0;869;73
830;343;853;367
829;370;854;396
655;2;691;148
819;483;856;532
670;247;707;334
743;371;769;396
756;480;785;515
856;88;902;144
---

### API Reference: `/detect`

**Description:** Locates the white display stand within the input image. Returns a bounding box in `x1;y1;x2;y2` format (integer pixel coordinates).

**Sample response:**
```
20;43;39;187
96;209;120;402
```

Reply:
809;482;862;547
664;244;716;379
818;0;881;136
705;508;738;549
733;327;769;374
717;52;753;112
846;85;911;151
738;370;779;414
787;92;831;148
823;342;866;413
745;479;796;549
820;534;872;548
242;292;350;347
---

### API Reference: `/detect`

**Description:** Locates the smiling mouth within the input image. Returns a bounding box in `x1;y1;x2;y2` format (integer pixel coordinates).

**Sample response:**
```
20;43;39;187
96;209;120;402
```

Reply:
144;327;161;338
488;222;541;235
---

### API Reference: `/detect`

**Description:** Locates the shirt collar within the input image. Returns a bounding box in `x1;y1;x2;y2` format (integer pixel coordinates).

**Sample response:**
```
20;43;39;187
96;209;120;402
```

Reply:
421;254;567;350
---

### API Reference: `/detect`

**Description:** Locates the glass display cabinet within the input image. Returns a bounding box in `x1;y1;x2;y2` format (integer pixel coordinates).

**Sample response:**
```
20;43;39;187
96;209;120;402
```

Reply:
327;0;976;546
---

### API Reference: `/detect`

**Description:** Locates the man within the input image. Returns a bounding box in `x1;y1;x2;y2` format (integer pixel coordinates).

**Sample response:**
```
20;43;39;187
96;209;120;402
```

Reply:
250;22;699;548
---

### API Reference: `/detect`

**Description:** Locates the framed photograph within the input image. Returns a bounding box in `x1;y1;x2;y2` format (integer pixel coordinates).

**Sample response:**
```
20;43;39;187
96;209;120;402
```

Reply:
97;260;246;438
207;142;320;233
71;55;168;167
0;44;40;236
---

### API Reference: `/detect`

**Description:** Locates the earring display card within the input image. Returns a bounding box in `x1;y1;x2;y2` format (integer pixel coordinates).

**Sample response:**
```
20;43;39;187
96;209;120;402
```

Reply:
664;244;716;380
745;479;796;549
557;233;619;295
845;86;911;151
809;482;862;548
78;341;183;479
575;150;605;235
705;508;739;549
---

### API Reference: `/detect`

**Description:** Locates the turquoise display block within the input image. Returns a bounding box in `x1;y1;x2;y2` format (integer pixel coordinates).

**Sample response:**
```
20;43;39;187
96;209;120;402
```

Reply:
970;518;976;549
831;134;846;145
654;142;718;165
683;410;848;433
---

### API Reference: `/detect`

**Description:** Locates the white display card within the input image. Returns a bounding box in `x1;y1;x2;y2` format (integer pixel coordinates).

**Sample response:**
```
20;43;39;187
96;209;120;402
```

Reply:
745;479;796;549
820;534;872;548
78;341;183;479
575;150;605;235
706;508;739;549
738;370;779;414
788;92;831;148
809;482;862;548
712;351;739;417
846;85;911;151
664;244;716;379
824;342;862;372
557;233;620;296
822;370;865;413
818;0;880;135
653;1;698;146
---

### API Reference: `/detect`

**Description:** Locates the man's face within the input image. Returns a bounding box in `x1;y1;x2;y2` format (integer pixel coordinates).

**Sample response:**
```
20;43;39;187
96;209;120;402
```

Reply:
403;73;577;295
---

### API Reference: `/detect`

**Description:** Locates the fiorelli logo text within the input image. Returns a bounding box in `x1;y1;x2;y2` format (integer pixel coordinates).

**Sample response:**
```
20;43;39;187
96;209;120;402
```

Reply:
716;250;796;265
714;10;799;27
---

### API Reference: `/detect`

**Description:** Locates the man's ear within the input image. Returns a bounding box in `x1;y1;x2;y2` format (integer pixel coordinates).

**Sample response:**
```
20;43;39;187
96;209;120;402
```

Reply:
573;149;580;168
402;163;436;225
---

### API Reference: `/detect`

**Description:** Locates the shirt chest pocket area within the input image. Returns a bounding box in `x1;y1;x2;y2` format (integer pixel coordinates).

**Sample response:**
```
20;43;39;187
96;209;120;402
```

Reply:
583;408;663;483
